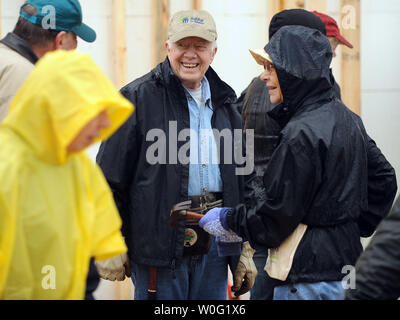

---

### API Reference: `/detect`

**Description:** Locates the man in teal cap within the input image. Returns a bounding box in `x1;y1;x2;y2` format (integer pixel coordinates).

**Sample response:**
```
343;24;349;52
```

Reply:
0;0;99;299
0;0;97;123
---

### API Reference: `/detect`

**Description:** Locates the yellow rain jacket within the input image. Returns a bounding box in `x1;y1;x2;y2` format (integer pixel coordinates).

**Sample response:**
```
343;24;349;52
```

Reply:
0;50;134;299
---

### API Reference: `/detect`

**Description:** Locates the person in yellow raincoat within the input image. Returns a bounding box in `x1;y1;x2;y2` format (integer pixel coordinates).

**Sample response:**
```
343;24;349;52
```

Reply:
0;49;134;299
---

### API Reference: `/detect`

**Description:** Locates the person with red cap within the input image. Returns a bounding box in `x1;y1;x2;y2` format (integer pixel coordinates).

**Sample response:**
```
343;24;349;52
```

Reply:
312;11;353;99
312;11;353;58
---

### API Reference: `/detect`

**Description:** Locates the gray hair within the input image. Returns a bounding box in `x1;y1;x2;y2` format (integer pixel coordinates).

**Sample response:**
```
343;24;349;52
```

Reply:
166;39;218;50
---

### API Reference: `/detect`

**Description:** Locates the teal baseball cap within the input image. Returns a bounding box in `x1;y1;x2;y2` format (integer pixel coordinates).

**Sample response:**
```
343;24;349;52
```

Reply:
19;0;96;42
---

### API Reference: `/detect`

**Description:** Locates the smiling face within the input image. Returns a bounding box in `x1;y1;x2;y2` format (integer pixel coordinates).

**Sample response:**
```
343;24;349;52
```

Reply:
67;110;111;153
260;60;283;105
166;36;217;89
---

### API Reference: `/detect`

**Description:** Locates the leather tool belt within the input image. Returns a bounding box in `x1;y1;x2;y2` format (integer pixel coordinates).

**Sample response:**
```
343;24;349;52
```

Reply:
183;192;223;257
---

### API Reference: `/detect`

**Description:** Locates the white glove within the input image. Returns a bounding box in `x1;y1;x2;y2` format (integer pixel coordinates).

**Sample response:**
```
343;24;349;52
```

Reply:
232;241;258;296
95;252;131;281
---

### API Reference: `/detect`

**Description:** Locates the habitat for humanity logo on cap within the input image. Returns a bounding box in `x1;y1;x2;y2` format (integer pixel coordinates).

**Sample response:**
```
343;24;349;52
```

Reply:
19;0;97;42
168;9;217;43
180;16;205;24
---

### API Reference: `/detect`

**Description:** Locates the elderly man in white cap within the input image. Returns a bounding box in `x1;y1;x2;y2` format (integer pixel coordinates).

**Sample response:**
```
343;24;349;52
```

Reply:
96;10;257;300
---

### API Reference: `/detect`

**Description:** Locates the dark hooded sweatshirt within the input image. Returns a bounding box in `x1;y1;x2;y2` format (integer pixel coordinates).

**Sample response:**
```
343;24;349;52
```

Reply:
227;25;397;284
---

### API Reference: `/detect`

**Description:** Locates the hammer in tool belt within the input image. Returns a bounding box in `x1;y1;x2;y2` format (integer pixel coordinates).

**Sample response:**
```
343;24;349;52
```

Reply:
169;200;204;227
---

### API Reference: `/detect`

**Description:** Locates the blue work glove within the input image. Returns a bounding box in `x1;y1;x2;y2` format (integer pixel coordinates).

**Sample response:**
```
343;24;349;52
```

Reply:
199;207;238;239
199;208;242;256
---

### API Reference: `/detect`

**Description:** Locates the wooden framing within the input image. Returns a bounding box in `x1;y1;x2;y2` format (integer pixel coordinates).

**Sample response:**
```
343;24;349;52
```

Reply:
269;0;327;24
340;0;361;115
268;0;304;31
193;0;202;10
112;0;127;89
267;0;283;28
283;0;305;9
306;0;327;13
152;0;170;67
111;1;130;299
113;277;133;300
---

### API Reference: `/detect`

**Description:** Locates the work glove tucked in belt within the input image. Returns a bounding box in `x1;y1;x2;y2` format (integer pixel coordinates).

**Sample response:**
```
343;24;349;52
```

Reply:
232;241;257;297
95;252;131;281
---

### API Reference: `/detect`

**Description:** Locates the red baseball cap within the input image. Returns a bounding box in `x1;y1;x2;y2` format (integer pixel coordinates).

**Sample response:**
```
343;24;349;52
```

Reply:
312;11;353;49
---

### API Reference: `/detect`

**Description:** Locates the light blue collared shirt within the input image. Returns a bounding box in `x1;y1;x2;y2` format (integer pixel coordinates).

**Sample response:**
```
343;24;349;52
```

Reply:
183;76;223;196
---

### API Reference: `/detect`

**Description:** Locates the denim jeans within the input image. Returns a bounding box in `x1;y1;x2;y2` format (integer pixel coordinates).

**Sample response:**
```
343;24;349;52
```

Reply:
273;281;345;300
250;249;282;300
130;237;228;300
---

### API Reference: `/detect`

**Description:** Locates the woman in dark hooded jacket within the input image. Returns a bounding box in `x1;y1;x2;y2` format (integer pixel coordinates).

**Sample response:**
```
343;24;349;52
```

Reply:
199;25;397;300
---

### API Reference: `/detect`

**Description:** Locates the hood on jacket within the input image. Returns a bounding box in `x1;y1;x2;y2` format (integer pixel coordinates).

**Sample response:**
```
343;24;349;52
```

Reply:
265;25;334;126
1;50;133;164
